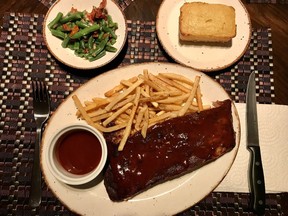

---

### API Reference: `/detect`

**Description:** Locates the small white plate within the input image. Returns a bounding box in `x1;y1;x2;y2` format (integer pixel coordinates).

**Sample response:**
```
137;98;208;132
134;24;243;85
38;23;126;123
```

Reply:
156;0;251;72
43;0;127;70
41;62;240;215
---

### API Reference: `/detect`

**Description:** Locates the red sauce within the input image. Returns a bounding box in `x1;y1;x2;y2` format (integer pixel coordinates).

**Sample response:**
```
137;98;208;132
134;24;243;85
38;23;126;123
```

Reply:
55;129;102;175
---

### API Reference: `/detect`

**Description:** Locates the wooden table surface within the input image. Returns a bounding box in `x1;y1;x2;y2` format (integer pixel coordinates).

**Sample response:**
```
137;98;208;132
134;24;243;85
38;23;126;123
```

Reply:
1;0;287;105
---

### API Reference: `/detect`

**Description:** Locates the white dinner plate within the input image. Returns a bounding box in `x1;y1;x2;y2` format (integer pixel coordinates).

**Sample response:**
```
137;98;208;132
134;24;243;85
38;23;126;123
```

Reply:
156;0;251;72
43;0;127;70
41;62;240;215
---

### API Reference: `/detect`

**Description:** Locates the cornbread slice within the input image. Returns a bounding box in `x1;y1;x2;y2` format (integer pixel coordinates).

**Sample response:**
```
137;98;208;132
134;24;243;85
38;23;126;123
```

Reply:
179;2;236;42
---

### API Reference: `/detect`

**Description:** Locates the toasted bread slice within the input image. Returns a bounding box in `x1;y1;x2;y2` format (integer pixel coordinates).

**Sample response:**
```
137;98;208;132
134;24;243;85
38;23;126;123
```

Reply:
179;2;236;42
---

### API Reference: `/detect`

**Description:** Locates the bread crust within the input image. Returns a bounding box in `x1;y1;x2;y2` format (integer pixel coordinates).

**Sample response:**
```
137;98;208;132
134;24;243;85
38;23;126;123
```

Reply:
179;2;236;42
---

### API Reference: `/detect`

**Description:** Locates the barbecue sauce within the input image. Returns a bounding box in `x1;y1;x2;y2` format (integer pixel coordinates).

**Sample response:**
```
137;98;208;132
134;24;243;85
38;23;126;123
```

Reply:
104;99;236;201
55;129;102;175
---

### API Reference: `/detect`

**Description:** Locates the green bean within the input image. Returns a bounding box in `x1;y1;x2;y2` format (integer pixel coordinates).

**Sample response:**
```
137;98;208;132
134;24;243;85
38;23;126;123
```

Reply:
102;26;117;39
56;25;65;31
105;45;117;52
56;22;75;32
70;24;100;39
90;37;108;57
100;19;107;27
48;12;63;29
108;38;116;45
89;50;106;62
80;40;86;49
75;21;90;28
59;12;83;24
50;29;66;39
108;22;118;28
107;15;118;28
48;6;119;62
107;15;113;24
60;12;83;24
88;36;95;49
67;44;74;50
97;31;104;41
75;51;86;58
61;35;70;48
73;41;80;50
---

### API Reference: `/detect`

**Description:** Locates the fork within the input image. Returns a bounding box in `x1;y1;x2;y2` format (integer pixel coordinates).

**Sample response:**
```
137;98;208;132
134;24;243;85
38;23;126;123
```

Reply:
29;81;50;208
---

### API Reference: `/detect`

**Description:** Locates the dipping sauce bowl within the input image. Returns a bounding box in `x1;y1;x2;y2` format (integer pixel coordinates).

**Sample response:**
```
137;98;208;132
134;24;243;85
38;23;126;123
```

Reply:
46;123;107;185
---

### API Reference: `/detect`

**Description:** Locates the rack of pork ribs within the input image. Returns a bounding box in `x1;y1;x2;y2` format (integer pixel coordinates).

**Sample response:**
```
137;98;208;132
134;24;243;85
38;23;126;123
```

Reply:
104;99;236;201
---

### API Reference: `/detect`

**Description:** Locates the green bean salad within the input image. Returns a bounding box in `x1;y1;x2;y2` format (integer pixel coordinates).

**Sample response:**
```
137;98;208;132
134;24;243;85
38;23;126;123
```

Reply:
48;1;118;62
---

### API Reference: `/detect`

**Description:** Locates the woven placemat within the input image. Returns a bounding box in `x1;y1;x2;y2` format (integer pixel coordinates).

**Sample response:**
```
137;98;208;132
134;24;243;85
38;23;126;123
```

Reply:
39;0;288;9
39;0;133;10
248;0;288;3
0;12;285;216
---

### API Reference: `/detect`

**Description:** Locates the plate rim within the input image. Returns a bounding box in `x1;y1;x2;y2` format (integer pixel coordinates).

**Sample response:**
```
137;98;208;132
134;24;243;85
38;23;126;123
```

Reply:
156;0;252;72
40;62;241;215
42;0;128;70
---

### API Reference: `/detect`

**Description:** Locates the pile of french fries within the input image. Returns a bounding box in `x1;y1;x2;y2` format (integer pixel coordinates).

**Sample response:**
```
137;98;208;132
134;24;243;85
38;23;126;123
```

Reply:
72;69;211;151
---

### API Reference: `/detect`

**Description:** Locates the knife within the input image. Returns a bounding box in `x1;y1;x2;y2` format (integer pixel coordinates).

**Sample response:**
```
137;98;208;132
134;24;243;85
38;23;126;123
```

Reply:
246;71;266;215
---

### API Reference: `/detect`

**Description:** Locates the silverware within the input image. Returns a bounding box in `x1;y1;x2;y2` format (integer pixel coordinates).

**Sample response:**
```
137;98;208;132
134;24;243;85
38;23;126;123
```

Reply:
29;81;50;208
246;72;265;215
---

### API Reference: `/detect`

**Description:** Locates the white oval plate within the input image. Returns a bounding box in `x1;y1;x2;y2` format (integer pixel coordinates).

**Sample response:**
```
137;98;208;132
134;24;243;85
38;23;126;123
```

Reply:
41;62;240;215
156;0;251;72
43;0;127;70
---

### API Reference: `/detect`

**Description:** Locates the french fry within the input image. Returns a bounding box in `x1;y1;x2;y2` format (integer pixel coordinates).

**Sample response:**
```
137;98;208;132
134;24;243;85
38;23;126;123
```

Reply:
104;84;125;97
73;70;209;151
118;87;141;151
111;94;135;111
138;74;163;92
141;106;149;138
140;87;159;108
120;80;133;87
178;76;201;116
159;73;194;85
157;74;191;93
103;102;133;127
91;112;113;122
104;76;138;97
105;79;144;111
143;69;149;80
196;84;203;111
135;105;147;131
72;95;95;126
158;104;182;111
84;108;107;118
72;95;128;133
150;90;182;97
148;112;176;127
157;93;189;104
139;94;168;103
148;73;172;91
76;97;110;117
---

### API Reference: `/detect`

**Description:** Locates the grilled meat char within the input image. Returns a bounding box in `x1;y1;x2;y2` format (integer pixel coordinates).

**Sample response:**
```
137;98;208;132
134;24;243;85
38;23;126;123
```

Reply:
104;99;236;201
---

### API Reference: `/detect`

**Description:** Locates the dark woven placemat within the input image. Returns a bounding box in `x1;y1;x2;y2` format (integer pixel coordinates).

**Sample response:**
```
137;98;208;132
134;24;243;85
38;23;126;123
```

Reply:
39;0;288;9
0;12;285;216
247;0;288;3
39;0;133;10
